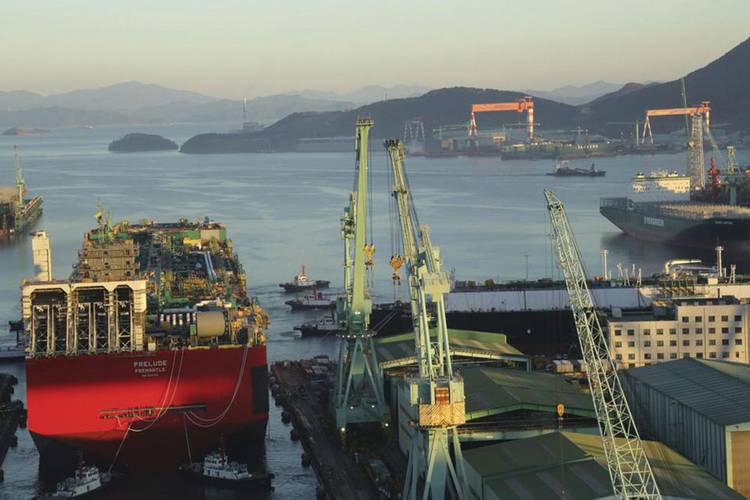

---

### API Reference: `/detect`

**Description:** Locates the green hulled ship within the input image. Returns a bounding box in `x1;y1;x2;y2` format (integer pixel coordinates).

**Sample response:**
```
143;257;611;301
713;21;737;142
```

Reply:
0;147;42;238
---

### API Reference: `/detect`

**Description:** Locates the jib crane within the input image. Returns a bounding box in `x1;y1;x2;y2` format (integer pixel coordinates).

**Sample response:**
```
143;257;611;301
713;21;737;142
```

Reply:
545;189;661;499
385;139;466;500
334;118;387;430
468;96;534;142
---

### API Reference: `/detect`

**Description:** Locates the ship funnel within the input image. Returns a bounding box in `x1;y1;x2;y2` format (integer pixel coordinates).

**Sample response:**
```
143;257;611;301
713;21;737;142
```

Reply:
32;231;53;282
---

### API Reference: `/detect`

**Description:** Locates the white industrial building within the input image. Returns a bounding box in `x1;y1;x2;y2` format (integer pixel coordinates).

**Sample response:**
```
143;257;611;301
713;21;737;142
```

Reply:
607;297;749;368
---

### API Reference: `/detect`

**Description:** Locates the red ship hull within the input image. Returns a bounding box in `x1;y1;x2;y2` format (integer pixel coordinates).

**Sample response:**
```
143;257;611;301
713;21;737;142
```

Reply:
26;345;268;473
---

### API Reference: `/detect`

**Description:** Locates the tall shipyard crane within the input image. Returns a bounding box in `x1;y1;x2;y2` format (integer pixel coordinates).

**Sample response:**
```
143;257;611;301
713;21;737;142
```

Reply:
468;96;535;142
545;189;661;500
385;139;466;500
334;118;387;429
641;102;711;190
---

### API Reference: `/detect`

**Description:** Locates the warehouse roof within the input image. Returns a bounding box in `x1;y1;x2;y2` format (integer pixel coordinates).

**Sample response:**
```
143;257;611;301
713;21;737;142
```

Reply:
622;358;750;426
375;329;527;370
460;366;595;420
464;432;743;500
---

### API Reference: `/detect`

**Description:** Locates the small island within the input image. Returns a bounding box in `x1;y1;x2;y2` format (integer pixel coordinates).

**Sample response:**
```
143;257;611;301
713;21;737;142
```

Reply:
108;133;179;152
2;127;50;136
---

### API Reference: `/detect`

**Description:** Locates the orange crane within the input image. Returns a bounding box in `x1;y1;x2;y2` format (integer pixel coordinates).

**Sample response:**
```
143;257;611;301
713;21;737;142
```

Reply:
468;96;534;141
641;101;711;144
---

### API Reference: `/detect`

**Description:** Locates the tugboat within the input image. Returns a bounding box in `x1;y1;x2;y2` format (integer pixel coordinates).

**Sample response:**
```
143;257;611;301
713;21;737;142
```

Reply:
294;314;341;337
285;292;336;311
39;463;111;498
546;160;606;177
180;449;274;488
279;265;330;292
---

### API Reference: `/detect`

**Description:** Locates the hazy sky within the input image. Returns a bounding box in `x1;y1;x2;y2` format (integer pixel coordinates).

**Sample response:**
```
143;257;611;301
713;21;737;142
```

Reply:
2;0;748;98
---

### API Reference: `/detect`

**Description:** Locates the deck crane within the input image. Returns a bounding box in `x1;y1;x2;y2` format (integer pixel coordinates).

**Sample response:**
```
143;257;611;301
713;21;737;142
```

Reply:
545;189;661;500
468;96;534;142
385;139;466;500
334;118;387;430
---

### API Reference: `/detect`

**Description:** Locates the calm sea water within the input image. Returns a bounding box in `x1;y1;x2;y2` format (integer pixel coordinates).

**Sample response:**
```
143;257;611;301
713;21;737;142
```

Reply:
0;124;747;499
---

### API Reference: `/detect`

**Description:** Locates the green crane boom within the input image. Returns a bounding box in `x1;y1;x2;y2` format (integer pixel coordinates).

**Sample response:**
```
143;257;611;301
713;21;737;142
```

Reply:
334;118;386;429
386;139;466;500
545;189;661;499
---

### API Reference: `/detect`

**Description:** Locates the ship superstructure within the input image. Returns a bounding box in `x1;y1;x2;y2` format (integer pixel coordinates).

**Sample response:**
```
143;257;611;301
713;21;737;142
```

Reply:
21;215;269;475
0;146;42;237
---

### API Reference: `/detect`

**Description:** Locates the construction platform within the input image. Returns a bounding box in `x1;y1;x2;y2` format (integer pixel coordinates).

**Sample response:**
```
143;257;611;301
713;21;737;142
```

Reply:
271;358;404;500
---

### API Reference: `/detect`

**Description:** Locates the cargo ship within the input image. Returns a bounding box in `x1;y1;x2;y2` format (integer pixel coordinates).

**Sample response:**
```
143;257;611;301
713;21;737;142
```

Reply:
0;147;42;238
20;215;269;476
601;170;750;250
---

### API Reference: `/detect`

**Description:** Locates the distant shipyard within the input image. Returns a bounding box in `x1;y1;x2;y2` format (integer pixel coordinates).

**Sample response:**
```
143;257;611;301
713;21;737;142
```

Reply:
0;147;42;238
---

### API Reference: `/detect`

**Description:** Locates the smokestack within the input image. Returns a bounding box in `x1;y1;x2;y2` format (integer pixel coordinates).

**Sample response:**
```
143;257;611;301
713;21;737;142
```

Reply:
32;231;53;282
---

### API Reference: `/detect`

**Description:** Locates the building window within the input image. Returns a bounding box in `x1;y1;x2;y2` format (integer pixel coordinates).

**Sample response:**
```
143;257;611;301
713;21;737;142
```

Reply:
614;329;622;336
627;329;635;336
682;328;689;335
722;339;730;346
628;354;635;360
695;316;702;323
709;327;716;334
709;352;717;358
629;363;636;368
682;316;689;323
709;339;716;346
615;342;622;348
737;352;741;359
644;341;651;347
643;329;651;336
722;315;729;322
696;340;703;346
657;340;664;347
696;352;704;359
683;353;690;358
628;341;635;348
736;327;743;333
736;339;743;345
722;352;730;358
736;315;742;322
683;340;690;346
656;329;664;335
670;353;678;359
670;340;677;347
644;353;652;360
696;328;703;334
722;327;729;334
708;316;715;322
657;353;664;359
616;354;622;360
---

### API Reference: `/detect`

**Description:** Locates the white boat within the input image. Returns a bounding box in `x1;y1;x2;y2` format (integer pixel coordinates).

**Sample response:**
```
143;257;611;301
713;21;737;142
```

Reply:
180;449;274;486
285;292;336;311
42;464;110;498
294;314;342;337
279;265;330;292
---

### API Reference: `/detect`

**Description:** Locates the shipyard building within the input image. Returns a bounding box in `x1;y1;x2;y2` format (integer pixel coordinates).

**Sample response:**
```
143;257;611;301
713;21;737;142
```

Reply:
621;359;750;497
607;297;749;368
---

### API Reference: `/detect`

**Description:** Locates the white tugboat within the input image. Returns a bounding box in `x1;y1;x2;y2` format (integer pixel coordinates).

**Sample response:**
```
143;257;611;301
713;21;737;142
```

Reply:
279;265;330;292
180;449;274;487
40;463;111;498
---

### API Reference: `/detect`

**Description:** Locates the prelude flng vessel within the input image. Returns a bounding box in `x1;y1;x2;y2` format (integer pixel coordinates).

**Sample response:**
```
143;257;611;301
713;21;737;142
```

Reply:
21;213;269;474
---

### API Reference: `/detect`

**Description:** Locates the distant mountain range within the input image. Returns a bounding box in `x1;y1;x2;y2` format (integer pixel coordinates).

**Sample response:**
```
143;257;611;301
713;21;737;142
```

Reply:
524;81;625;106
581;37;750;133
286;85;431;105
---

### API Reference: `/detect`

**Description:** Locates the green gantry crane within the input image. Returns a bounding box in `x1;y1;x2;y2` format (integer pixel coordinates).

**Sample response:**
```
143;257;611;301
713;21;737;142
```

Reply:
386;139;466;500
334;118;387;429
